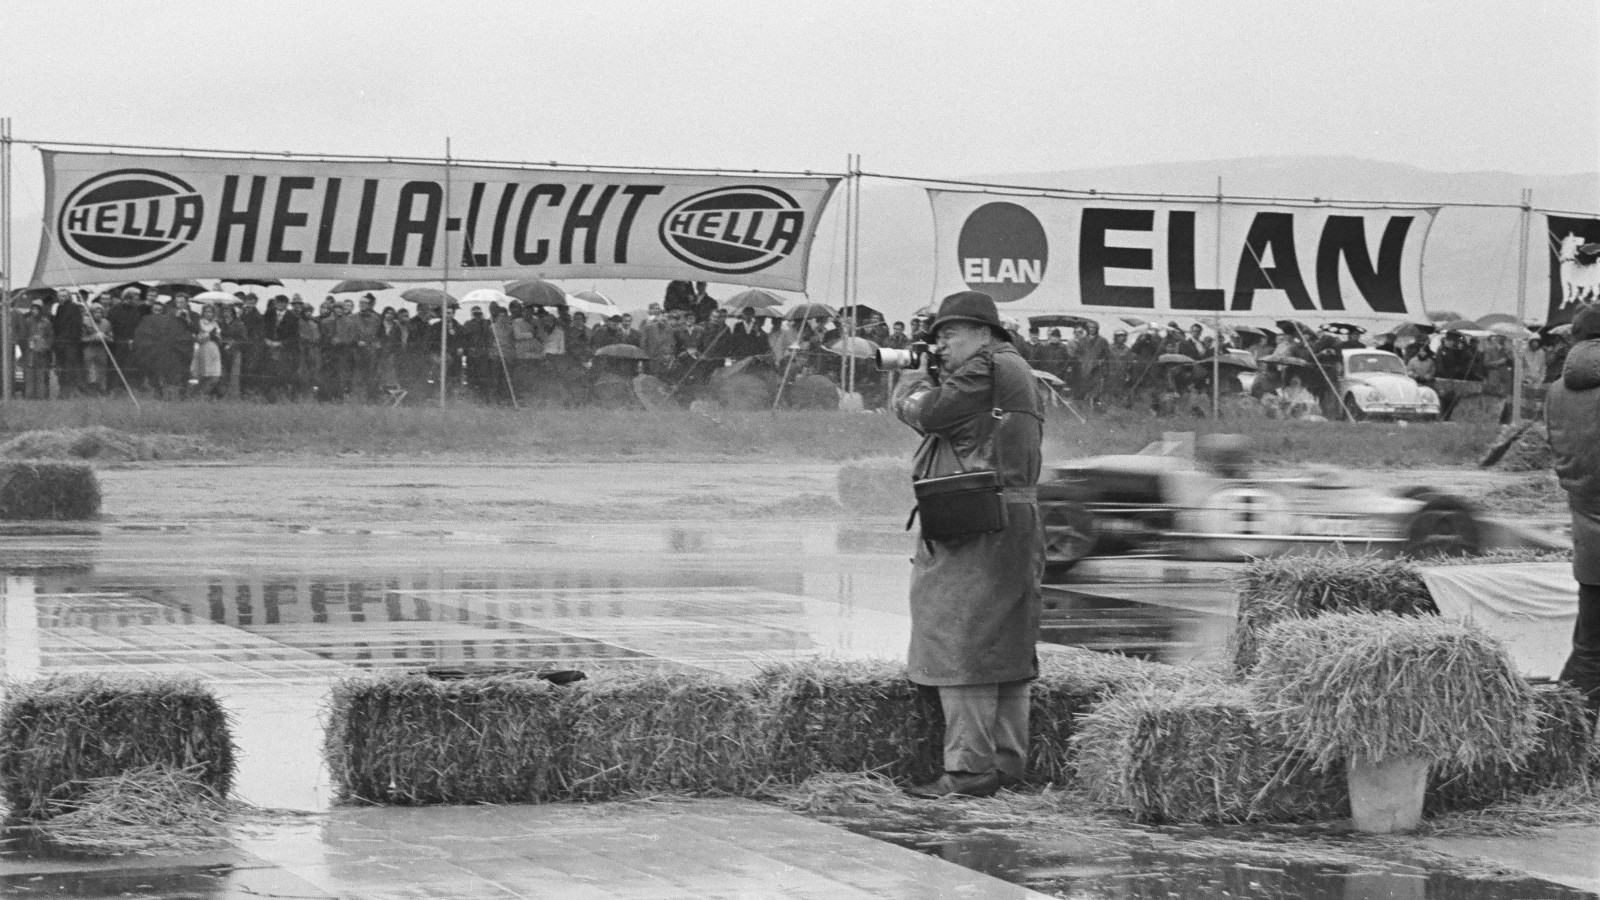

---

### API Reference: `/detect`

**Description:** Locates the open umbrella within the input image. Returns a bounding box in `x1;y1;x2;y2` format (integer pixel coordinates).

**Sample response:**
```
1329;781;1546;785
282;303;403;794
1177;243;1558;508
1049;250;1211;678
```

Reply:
155;279;208;294
459;288;509;308
595;343;651;360
1427;309;1465;324
826;336;879;358
723;288;785;311
218;277;283;287
402;287;456;307
331;279;393;293
503;278;567;307
1157;353;1198;366
784;302;835;321
191;290;243;304
842;304;884;324
1475;313;1521;328
750;305;785;319
1120;316;1150;328
1029;314;1095;330
1487;321;1533;339
1261;354;1310;368
568;290;620;318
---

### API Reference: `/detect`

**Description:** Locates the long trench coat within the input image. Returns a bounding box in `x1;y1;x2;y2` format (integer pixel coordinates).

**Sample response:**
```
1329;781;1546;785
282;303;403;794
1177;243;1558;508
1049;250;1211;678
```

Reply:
894;341;1045;686
1547;339;1600;585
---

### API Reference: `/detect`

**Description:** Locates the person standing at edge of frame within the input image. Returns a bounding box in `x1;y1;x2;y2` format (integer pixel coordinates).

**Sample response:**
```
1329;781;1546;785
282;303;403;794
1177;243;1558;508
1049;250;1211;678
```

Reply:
1546;303;1600;721
892;290;1046;799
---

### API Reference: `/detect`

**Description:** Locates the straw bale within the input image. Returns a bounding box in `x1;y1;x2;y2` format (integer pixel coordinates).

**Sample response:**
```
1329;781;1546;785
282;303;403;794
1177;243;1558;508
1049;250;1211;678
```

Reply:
326;669;770;804
1232;555;1436;672
1072;683;1344;824
0;675;235;819
1428;682;1597;813
758;659;944;784
0;426;216;462
31;763;234;855
1249;613;1538;773
0;461;101;520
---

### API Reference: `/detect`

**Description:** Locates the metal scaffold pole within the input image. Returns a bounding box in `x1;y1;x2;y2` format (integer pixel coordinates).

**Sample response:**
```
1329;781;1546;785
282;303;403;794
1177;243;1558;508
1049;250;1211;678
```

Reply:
2;117;13;401
440;137;452;407
1512;187;1532;422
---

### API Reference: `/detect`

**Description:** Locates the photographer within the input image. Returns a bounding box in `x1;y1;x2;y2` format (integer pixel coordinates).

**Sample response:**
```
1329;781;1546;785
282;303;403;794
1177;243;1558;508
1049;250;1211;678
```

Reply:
891;291;1046;799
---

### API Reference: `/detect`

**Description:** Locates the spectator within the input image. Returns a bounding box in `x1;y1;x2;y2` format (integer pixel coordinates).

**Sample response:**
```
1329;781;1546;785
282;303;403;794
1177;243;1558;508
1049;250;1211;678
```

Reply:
262;295;301;402
641;304;674;375
353;294;382;401
81;302;112;395
219;305;247;398
21;300;54;400
1545;304;1600;718
377;307;407;399
191;304;224;398
51;289;86;397
133;300;190;399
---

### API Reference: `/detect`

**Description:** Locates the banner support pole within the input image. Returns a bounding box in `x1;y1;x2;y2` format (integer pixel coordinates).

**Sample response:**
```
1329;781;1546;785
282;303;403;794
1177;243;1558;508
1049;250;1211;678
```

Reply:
2;117;12;402
839;154;851;391
848;153;862;396
439;137;452;408
1212;176;1223;418
1512;187;1532;423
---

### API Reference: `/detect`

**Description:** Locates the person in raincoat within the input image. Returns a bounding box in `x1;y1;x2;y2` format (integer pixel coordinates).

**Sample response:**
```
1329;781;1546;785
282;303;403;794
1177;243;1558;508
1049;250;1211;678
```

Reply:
1546;303;1600;719
892;291;1045;799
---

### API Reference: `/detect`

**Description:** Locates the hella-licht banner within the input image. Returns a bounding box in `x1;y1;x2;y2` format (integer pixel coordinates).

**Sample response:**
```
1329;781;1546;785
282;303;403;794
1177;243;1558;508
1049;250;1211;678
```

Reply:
1547;214;1600;326
929;190;1438;322
32;151;840;290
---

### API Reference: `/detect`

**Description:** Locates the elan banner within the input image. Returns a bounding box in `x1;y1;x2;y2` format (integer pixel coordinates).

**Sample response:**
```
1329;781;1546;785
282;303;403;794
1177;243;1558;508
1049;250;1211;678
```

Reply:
928;190;1438;322
1547;214;1600;326
31;151;840;290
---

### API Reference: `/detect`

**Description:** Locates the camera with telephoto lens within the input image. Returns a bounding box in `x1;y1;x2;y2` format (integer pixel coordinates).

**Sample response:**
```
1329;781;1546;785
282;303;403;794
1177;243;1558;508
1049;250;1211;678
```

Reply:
875;340;941;378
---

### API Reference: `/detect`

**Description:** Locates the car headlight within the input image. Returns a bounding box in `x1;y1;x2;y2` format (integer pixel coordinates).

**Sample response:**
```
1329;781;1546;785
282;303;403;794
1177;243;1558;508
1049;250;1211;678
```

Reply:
1418;386;1440;408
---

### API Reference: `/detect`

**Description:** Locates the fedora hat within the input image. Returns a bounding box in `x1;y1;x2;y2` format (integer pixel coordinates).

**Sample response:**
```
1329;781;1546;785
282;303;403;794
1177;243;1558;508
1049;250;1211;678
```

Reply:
928;291;1012;343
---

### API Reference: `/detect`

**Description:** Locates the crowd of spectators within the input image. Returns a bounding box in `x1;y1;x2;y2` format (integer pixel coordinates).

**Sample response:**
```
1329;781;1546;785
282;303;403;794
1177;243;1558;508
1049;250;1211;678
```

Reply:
6;279;1576;420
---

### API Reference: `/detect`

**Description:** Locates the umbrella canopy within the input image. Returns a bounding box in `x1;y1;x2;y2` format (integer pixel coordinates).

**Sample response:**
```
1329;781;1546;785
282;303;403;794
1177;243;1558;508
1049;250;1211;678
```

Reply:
1487;321;1533;339
595;343;651;360
402;287;457;307
842;303;884;324
331;279;394;293
1392;322;1434;340
568;290;620;318
1475;312;1521;328
1427;309;1465;324
1029;314;1095;330
723;288;786;311
826;336;879;358
155;279;208;294
1157;353;1197;366
218;277;283;287
1261;354;1310;368
1120;316;1150;328
191;290;242;304
749;305;785;319
459;288;510;307
504;278;567;307
1194;352;1258;371
785;302;835;321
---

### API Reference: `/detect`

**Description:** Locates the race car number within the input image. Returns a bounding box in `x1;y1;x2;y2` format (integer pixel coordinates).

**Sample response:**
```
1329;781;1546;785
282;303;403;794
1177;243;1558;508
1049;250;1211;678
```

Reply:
1199;488;1293;536
1302;515;1361;537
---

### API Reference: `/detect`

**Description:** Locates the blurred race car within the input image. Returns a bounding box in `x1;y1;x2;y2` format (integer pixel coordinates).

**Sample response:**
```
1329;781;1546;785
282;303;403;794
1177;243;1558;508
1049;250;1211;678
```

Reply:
1039;435;1481;577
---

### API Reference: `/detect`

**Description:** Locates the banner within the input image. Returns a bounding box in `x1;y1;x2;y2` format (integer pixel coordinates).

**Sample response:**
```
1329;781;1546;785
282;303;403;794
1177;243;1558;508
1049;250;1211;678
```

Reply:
928;190;1438;323
31;151;839;290
1547;214;1600;326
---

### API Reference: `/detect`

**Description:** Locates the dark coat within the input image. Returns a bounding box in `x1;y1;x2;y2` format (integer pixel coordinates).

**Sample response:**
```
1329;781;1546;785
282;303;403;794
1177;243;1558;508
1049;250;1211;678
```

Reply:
1547;340;1600;584
893;341;1045;686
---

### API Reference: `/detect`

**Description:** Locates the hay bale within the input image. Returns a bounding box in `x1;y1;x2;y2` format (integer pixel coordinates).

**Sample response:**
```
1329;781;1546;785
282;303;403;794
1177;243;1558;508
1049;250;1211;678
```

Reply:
1072;683;1345;824
31;763;234;855
0;426;215;462
1428;682;1597;813
1495;423;1554;472
759;659;944;784
835;457;908;516
0;676;235;819
1232;556;1436;672
0;461;101;520
326;669;771;804
1248;613;1538;774
759;649;1188;787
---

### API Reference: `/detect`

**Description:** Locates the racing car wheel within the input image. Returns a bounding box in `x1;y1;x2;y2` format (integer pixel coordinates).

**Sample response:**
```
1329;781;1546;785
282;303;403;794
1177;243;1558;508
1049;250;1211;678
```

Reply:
1399;488;1481;558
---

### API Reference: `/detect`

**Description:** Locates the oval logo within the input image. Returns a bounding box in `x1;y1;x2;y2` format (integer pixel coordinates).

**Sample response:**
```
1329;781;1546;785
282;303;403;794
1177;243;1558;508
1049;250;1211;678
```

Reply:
659;185;805;274
957;201;1048;303
57;168;205;270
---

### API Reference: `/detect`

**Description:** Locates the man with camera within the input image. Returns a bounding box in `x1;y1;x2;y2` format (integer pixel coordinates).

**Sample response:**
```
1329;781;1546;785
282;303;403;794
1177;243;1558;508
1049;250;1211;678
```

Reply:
890;291;1046;799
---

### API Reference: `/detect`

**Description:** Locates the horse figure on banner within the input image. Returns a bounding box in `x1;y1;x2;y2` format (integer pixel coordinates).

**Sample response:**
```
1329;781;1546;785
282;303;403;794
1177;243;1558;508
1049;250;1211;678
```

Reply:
1558;233;1600;309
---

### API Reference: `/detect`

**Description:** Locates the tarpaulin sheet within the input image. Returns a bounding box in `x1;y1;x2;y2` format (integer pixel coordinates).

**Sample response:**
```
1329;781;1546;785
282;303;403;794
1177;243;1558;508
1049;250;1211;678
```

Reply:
1418;562;1577;680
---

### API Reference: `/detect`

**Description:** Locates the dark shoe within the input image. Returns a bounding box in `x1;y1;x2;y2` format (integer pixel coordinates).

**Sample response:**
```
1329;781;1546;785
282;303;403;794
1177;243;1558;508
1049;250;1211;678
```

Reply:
996;771;1026;791
906;771;1000;799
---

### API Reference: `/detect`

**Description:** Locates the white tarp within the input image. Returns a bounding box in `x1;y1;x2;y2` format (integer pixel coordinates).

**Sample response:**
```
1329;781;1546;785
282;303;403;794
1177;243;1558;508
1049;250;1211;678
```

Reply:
928;190;1438;323
1418;562;1578;680
32;151;839;291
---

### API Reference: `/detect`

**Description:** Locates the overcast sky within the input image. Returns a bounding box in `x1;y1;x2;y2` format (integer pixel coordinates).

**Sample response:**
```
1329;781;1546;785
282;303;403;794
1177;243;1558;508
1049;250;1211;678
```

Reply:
5;0;1597;177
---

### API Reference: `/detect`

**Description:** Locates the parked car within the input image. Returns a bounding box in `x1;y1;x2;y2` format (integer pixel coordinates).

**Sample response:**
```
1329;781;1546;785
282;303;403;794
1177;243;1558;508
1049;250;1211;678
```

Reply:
1337;349;1440;421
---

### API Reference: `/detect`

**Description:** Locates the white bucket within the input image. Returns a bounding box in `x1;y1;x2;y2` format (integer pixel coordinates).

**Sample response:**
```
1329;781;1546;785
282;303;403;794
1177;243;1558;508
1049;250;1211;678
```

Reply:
1347;754;1429;833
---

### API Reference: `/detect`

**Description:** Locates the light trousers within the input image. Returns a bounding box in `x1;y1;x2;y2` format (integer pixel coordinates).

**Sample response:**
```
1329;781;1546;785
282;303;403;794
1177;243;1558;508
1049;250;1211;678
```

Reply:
938;680;1030;778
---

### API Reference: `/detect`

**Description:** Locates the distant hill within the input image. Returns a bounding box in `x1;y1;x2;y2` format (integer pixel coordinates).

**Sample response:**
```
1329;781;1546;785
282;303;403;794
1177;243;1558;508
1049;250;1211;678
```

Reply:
846;156;1600;325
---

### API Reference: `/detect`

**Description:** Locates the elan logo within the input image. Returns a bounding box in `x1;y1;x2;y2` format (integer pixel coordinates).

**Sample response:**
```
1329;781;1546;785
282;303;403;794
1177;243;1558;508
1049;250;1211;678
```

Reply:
57;169;205;269
958;201;1048;303
658;185;805;274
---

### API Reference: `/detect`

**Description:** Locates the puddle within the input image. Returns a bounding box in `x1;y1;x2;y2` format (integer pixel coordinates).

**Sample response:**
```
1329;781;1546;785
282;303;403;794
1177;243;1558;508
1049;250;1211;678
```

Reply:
0;520;1236;812
853;822;1597;899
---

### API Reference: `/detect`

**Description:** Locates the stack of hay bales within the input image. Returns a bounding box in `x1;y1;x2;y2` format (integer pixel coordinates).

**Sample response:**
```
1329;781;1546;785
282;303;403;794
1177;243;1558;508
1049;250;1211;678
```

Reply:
0;676;235;821
0;461;100;520
323;649;1188;805
1232;556;1435;672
